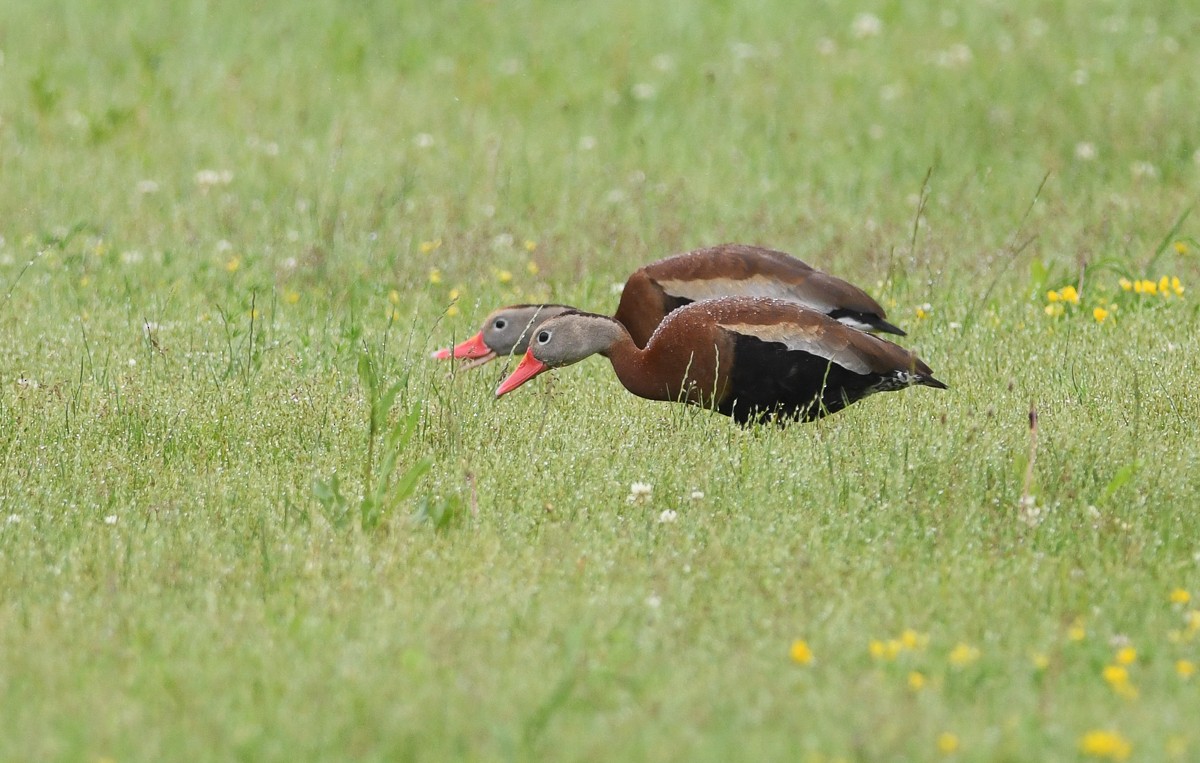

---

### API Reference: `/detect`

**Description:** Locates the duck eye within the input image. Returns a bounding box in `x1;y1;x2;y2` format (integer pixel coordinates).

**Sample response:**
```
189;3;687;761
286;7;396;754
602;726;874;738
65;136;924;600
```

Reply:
493;318;507;330
536;330;551;344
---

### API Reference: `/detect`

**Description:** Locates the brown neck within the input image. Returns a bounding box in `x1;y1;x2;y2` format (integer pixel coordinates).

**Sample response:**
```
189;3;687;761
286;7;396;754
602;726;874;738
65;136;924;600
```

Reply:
604;335;682;403
612;270;669;349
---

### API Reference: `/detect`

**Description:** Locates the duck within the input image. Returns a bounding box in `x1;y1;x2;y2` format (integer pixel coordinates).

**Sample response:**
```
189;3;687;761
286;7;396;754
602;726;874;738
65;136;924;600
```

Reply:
432;243;902;366
494;297;945;424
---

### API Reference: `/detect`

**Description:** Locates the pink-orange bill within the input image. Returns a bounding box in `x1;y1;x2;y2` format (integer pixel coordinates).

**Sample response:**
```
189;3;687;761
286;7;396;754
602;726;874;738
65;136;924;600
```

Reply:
495;351;549;397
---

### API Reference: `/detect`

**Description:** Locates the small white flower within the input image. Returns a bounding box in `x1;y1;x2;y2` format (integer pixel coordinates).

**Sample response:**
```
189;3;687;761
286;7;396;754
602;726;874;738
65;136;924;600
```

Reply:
1074;142;1097;161
815;37;837;56
645;594;662;609
880;83;903;103
1028;18;1047;37
104;515;118;525
852;13;883;38
689;490;705;500
578;135;597;151
627;482;653;504
631;83;657;101
605;189;626;204
936;43;973;68
135;179;160;194
5;514;20;525
127;358;137;367
120;250;144;265
1071;69;1089;86
730;42;758;60
651;54;675;72
610;282;625;294
491;233;514;250
1130;161;1158;179
657;510;677;524
195;169;233;187
215;239;234;253
414;133;435;148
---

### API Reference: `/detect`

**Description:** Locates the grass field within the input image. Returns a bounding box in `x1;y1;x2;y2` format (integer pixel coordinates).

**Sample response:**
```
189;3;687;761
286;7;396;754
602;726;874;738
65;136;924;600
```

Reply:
2;1;1199;760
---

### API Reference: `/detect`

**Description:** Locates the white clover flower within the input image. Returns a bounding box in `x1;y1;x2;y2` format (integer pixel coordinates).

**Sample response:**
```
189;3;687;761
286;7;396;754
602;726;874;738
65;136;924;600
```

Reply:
627;482;653;504
6;514;20;525
195;169;233;187
1130;161;1158;179
135;180;160;194
1074;142;1097;161
645;594;662;609
104;515;118;525
689;490;705;500
631;83;657;101
657;510;678;524
852;13;883;38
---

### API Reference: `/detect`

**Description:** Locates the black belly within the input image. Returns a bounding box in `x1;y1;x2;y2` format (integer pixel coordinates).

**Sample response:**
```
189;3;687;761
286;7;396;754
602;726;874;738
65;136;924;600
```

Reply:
717;334;885;424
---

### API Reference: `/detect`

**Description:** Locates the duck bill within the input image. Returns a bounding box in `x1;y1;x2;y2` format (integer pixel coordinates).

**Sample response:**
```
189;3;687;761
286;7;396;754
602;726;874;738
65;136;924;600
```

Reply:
430;332;497;365
495;351;549;397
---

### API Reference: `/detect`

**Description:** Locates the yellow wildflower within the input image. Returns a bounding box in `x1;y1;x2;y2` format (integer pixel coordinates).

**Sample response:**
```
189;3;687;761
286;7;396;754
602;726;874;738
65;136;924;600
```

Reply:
1118;277;1133;291
1160;275;1171;295
1115;646;1137;665
419;238;442;254
1045;303;1064;317
1059;284;1080;304
388;289;401;305
1046;289;1060;303
523;239;537;252
1030;652;1050;670
900;629;929;650
429;268;442;285
1102;664;1139;699
1143;279;1158;295
1170;589;1191;605
1079;729;1132;760
526;260;540;275
915;304;931;320
496;269;513;284
948;643;980;666
248;308;260;320
790;639;814;665
446;304;459;318
1171;276;1184;296
225;256;241;273
448;287;462;301
1178;660;1196;679
1068;619;1087;642
907;671;927;691
936;732;960;755
79;276;91;288
1093;306;1110;323
1175;241;1189;255
868;639;901;661
284;290;300;304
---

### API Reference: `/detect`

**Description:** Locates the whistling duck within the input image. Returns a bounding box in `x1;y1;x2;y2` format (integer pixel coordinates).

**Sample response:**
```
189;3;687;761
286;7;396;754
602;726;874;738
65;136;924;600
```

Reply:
494;297;945;424
432;243;902;365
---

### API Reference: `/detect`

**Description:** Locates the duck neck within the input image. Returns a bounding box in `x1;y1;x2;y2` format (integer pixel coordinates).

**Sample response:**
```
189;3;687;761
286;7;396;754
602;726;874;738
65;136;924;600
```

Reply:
603;334;672;402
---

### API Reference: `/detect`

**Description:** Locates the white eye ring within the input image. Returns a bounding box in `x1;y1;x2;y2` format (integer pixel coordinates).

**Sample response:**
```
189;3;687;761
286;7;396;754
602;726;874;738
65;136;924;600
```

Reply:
537;330;551;344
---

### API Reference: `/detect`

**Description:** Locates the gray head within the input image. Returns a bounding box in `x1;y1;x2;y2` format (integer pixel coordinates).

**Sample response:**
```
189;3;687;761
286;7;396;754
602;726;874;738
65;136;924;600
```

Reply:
480;304;573;357
432;304;572;366
527;311;628;369
494;311;629;397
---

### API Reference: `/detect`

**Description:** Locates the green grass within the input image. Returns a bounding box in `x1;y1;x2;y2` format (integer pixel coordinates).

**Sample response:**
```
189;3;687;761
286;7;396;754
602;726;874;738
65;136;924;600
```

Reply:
2;1;1199;760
